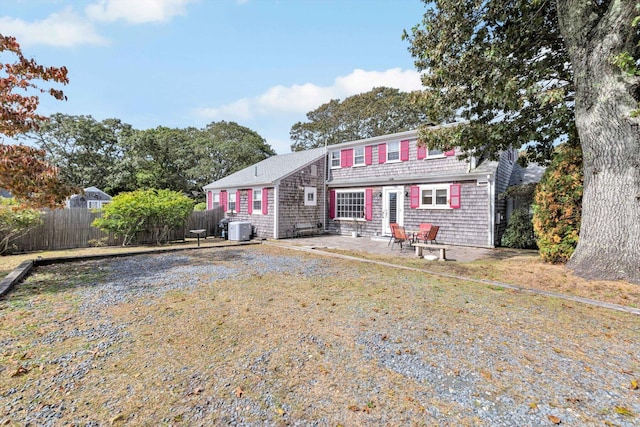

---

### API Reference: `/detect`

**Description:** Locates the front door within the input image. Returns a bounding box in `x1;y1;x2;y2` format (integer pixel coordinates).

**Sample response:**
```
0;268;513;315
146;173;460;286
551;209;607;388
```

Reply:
382;186;404;235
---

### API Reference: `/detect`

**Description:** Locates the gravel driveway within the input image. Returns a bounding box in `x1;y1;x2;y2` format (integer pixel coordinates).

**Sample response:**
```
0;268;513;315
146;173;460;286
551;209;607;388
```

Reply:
1;245;639;426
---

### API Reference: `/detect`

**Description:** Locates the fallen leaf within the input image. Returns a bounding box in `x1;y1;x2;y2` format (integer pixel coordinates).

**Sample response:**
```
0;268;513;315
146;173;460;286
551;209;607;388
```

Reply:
631;379;638;390
275;407;285;416
480;370;492;380
614;406;634;416
348;405;360;412
110;414;125;425
547;414;561;424
234;387;243;398
10;366;29;377
529;402;538;410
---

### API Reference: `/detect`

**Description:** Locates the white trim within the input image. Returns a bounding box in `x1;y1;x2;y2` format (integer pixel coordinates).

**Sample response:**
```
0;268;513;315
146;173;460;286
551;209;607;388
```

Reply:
304;187;317;206
386;141;400;162
334;188;366;220
274;184;279;238
417;184;453;209
330;150;341;168
251;187;262;215
353;146;365;166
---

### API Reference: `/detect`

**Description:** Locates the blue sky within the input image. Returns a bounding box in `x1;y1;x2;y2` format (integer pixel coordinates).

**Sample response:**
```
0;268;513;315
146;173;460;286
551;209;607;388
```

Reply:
1;0;427;154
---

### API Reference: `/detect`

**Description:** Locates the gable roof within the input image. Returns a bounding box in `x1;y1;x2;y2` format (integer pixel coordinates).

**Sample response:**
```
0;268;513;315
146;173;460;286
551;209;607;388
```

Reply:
203;146;326;190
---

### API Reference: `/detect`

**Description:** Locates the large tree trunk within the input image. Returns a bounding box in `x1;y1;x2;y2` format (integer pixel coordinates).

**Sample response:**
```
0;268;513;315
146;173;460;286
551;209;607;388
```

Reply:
557;0;640;284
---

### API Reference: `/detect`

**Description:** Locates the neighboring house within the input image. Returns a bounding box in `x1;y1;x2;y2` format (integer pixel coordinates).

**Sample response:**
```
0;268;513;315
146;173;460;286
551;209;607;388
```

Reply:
505;162;546;219
67;186;112;209
204;126;522;247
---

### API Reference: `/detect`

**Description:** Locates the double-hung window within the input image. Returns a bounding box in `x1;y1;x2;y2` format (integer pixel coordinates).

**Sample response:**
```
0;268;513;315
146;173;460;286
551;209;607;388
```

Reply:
330;151;341;168
336;190;365;219
428;147;444;157
420;184;450;209
353;147;365;166
228;192;236;212
252;188;262;213
387;141;400;162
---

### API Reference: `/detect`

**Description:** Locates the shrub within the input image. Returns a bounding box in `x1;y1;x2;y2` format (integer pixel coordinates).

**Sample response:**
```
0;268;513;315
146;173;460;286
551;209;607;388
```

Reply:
532;143;583;263
92;189;194;246
0;197;43;254
501;208;537;249
193;202;207;211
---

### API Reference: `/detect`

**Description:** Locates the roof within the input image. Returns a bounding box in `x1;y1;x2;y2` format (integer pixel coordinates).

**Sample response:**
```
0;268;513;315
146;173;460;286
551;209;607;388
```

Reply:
508;163;546;186
203;146;326;190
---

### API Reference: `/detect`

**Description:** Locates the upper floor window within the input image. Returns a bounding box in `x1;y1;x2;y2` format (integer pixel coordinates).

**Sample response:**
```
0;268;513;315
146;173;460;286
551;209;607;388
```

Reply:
353;147;365;166
387;141;400;162
428;147;444;157
330;151;340;168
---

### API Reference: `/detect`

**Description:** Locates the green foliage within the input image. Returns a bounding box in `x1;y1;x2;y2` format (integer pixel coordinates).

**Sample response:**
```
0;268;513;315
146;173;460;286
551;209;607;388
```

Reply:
290;87;429;152
0;197;43;254
532;143;583;263
501;209;537;249
92;189;193;246
193;202;206;211
25;114;132;194
609;2;640;117
403;0;575;164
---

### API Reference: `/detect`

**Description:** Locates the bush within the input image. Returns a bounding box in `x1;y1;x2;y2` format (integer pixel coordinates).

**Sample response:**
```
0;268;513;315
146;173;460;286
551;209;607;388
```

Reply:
532;143;583;263
92;189;194;246
501;208;537;249
0;197;43;254
193;202;207;211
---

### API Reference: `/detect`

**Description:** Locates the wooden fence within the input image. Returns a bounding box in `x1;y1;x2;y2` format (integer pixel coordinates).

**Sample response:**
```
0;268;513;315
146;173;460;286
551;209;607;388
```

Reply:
10;208;223;253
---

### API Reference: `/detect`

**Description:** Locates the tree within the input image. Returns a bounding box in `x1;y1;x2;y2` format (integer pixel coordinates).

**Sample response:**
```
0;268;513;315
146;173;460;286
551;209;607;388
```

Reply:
1;34;75;208
23;114;132;194
92;189;193;246
0;197;42;254
533;142;583;263
404;1;640;283
189;121;275;186
290;87;430;151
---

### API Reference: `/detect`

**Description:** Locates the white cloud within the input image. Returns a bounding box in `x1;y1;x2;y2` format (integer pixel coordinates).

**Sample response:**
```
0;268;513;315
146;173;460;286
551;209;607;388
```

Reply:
196;68;422;121
85;0;197;24
0;7;107;47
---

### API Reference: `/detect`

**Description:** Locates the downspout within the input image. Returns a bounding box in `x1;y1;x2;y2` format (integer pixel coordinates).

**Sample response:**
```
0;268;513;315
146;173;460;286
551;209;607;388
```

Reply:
323;139;328;233
487;174;495;247
273;182;279;239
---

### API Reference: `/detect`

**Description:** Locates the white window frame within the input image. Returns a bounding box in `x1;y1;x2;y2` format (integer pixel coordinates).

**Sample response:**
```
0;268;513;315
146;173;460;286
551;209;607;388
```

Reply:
252;188;262;214
335;189;366;220
387;141;400;162
353;146;365;166
330;151;341;168
88;200;107;209
228;192;237;212
426;147;445;158
213;193;220;205
304;187;317;206
419;184;452;209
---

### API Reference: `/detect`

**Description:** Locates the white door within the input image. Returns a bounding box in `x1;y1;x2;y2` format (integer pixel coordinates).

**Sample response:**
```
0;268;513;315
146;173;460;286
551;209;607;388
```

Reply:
382;186;404;235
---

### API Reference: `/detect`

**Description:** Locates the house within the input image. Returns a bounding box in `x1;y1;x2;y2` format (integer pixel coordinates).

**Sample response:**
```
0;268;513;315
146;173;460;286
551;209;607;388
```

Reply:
204;126;521;247
67;186;112;209
203;147;326;239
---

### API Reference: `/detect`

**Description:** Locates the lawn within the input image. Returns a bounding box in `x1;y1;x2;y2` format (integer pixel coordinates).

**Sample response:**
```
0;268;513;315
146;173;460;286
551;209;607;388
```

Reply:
1;245;639;426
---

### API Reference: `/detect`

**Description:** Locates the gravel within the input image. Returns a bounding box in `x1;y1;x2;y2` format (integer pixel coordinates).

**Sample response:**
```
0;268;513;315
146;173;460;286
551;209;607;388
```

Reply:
1;246;639;426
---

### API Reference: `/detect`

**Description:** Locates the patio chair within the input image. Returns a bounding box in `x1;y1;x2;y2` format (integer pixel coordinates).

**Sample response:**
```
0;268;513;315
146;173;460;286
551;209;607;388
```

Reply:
425;225;439;244
387;223;399;246
413;223;432;244
390;225;410;250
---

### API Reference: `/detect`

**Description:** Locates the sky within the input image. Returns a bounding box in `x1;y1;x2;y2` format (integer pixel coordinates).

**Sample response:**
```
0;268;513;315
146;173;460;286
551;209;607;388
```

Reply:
1;0;427;154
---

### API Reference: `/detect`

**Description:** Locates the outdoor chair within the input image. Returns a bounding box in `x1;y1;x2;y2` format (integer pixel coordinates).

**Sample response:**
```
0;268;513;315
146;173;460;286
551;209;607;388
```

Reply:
390;225;410;250
388;223;399;246
424;225;439;244
413;223;432;244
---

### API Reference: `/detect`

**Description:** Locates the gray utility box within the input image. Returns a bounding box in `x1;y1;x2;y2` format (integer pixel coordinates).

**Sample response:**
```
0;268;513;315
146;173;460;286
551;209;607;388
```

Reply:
228;221;251;241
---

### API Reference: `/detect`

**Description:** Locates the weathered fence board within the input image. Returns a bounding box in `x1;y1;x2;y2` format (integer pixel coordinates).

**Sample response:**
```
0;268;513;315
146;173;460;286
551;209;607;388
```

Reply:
10;208;223;253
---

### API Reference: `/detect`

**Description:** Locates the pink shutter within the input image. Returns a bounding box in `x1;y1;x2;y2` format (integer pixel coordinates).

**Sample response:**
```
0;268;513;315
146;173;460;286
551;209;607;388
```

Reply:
365;188;373;221
247;189;253;215
236;191;241;213
329;190;336;219
450;184;461;208
417;146;426;160
341;149;353;167
378;143;386;164
262;188;268;215
410;186;420;209
207;191;213;210
444;149;456;156
365;145;372;165
400;140;410;161
221;191;228;212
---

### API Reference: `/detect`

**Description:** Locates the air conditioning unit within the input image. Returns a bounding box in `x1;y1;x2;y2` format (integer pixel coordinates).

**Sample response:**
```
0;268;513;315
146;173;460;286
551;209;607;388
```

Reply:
228;221;251;241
